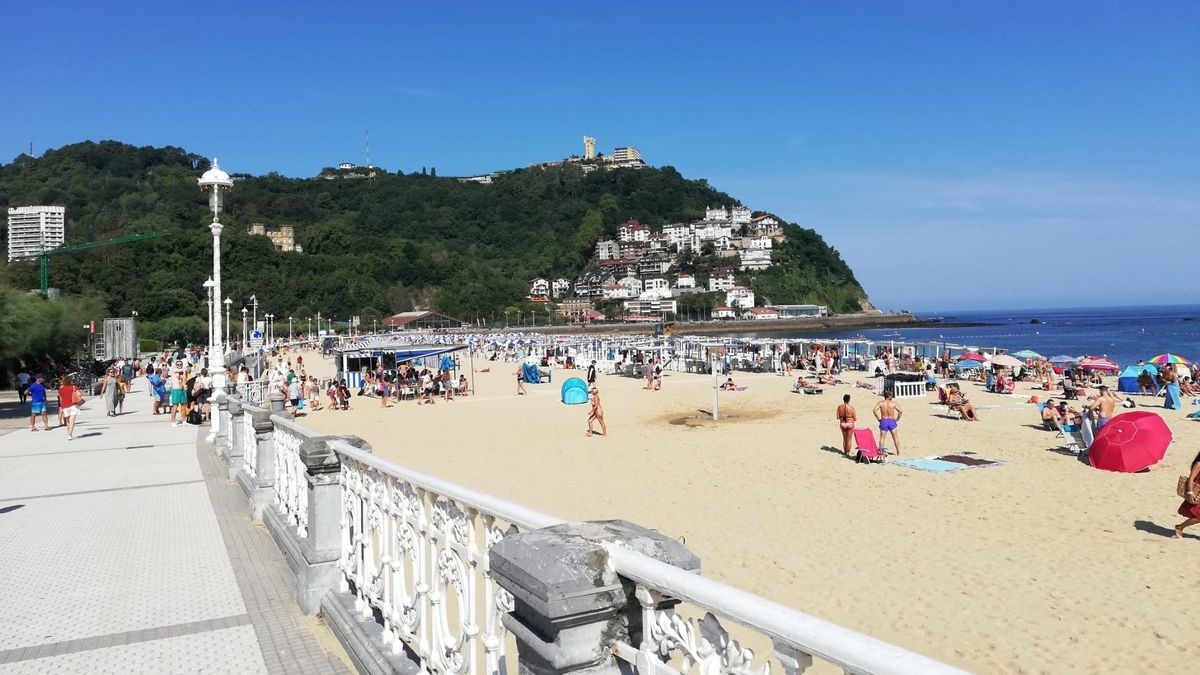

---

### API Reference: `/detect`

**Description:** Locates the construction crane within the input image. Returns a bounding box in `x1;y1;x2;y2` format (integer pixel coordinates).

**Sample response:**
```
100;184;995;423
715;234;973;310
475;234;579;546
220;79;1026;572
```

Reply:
12;231;171;294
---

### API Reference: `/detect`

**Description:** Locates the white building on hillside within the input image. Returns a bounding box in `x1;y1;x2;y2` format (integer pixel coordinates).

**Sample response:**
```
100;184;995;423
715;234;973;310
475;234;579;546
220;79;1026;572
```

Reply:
704;206;730;222
617;275;642;294
709;269;737;292
731;205;752;226
675;273;696;289
552;278;572;297
617;220;650;243
726;286;755;310
640;276;671;300
663;223;692;249
529;278;550;298
596;239;620;261
7;206;65;262
739;249;772;271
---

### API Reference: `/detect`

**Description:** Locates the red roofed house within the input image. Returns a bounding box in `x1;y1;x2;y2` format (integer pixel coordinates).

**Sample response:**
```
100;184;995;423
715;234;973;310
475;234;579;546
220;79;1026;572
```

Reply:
712;306;737;319
742;307;780;320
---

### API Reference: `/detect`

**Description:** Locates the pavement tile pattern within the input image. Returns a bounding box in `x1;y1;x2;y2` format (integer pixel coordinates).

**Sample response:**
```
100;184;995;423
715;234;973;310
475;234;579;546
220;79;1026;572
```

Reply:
0;379;351;674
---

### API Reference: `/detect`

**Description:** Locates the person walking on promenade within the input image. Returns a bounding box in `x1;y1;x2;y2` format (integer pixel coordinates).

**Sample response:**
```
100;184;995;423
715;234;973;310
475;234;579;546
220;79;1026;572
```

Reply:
101;367;120;417
58;375;83;439
28;374;51;432
587;386;607;437
835;394;857;456
169;362;188;426
16;369;30;405
873;391;903;455
1175;450;1200;539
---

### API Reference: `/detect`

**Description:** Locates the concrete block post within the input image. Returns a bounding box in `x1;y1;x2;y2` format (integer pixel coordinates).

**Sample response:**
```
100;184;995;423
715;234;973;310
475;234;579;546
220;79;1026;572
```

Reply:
238;408;276;518
288;435;371;614
490;520;700;675
215;394;231;456
226;397;243;464
269;390;286;414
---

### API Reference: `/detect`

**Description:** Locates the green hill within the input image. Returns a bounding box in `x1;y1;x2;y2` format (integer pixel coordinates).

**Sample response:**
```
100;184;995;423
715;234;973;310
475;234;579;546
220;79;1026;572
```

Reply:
0;140;869;322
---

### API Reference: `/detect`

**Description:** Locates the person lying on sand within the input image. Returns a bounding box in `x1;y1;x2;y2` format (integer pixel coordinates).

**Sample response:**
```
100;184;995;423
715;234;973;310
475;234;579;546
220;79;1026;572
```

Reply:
721;377;737;391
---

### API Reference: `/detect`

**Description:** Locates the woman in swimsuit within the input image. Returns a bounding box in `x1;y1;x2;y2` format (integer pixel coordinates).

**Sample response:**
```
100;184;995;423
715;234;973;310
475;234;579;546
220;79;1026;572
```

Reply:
835;394;856;456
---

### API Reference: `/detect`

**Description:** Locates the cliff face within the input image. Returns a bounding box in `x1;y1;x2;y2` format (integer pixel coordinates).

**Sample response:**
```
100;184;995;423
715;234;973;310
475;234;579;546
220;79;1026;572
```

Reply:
0;141;871;318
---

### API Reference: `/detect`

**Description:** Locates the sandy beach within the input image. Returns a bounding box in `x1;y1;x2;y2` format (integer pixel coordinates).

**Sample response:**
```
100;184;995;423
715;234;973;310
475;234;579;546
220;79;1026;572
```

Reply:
294;349;1199;673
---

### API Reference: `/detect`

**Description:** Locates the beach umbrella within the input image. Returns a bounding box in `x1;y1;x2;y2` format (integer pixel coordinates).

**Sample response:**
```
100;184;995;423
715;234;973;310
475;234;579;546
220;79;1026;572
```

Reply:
990;354;1023;368
1088;411;1172;473
955;359;984;369
959;351;985;361
1149;354;1191;365
1012;350;1043;360
1078;356;1119;372
1049;355;1080;364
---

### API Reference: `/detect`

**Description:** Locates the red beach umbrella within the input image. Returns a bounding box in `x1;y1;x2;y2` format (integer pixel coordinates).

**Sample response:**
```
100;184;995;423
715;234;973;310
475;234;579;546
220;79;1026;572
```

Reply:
1088;411;1172;473
959;352;985;361
1078;356;1119;372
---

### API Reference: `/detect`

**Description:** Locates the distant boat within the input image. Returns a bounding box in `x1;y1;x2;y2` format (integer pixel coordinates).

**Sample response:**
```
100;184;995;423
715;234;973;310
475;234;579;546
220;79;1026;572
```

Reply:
882;331;902;338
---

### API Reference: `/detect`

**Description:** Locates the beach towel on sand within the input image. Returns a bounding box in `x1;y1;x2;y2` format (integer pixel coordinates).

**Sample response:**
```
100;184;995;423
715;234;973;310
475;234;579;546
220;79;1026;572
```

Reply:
892;454;1006;473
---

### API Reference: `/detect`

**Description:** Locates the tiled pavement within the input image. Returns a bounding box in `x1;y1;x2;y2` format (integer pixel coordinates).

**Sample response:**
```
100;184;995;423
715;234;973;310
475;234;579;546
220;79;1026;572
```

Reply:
0;380;351;674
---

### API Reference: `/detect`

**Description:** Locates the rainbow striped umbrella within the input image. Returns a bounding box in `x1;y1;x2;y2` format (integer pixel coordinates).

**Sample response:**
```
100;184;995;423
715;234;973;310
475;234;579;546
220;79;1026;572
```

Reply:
1148;353;1191;365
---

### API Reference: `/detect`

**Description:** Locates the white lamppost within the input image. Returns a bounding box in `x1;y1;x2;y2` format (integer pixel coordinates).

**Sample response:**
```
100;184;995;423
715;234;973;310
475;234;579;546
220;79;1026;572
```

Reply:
198;158;233;443
250;294;258;342
266;313;274;346
288;316;293;342
224;297;232;349
203;277;214;363
241;307;248;349
306;317;312;338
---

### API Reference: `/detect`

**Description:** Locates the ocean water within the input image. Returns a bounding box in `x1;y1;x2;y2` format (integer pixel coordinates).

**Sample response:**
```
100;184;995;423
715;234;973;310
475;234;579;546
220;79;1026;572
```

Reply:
740;305;1200;368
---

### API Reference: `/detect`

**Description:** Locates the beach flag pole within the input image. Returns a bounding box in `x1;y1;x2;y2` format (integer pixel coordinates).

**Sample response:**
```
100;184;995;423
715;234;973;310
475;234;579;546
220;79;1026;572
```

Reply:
711;354;720;420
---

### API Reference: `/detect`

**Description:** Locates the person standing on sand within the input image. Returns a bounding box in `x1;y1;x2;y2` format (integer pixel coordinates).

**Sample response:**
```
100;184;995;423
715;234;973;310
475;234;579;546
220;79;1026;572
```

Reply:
515;367;527;396
587;360;597;386
1086;385;1122;429
587;386;607;437
873;391;902;455
1163;364;1181;410
1175;450;1200;539
835;394;857;456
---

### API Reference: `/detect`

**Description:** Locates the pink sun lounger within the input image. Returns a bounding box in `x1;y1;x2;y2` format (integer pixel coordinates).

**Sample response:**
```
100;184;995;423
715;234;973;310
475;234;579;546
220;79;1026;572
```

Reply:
854;427;886;464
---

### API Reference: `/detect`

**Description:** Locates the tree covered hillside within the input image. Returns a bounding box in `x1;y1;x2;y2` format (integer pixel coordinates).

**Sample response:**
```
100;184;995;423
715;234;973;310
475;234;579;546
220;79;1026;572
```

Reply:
0;141;868;321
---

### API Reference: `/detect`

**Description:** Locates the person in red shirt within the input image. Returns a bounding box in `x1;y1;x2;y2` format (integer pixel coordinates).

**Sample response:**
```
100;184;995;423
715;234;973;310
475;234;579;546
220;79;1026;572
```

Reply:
58;375;84;439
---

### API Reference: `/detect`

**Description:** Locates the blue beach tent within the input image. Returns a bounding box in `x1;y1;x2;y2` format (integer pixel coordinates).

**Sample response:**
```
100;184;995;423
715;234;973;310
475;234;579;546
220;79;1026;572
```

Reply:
560;377;589;405
1118;365;1158;394
521;362;544;384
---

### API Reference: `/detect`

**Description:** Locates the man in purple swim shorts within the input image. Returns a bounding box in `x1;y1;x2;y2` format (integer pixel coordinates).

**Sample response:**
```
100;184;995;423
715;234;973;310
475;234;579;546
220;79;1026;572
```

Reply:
873;391;903;455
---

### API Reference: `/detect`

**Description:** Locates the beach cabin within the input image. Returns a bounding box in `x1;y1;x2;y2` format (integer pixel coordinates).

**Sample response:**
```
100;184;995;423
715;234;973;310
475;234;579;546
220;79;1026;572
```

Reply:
332;339;469;389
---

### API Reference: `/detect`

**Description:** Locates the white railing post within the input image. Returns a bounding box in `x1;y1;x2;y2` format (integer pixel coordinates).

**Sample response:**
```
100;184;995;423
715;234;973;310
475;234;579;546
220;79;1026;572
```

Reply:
236;404;276;521
489;520;700;675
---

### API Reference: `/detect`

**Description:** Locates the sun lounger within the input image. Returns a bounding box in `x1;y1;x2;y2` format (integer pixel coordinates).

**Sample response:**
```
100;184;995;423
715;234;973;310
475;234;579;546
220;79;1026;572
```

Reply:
853;427;886;464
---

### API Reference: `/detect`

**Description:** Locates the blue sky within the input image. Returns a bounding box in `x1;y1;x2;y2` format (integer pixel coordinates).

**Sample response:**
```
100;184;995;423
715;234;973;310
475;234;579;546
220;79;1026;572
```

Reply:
3;1;1197;311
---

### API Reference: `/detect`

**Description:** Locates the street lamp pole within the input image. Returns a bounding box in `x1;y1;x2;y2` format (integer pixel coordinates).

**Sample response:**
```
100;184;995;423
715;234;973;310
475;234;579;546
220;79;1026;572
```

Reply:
224;297;231;349
203;277;214;365
307;317;312;338
251;295;258;342
241;307;248;351
288;316;293;342
198;158;233;443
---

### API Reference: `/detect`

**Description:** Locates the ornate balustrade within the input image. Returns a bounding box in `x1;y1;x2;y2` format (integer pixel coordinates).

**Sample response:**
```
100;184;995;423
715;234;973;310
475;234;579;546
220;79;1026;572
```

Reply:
242;404;259;479
272;415;313;538
238;379;272;405
217;393;967;675
328;439;561;675
606;546;965;675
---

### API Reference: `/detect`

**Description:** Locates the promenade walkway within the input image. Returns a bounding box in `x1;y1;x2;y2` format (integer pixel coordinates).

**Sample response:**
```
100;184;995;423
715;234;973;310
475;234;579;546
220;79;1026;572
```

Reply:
0;381;350;674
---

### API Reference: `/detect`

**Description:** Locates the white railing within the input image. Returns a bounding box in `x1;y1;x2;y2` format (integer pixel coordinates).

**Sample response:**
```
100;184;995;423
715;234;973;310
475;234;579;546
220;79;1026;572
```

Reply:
272;415;312;538
238;379;272;405
607;547;967;675
331;439;561;675
873;377;928;399
239;397;966;675
242;403;260;479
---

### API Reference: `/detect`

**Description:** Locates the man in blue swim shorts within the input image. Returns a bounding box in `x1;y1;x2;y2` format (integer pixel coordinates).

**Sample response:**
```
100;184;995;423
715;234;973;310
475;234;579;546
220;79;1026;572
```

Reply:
873;390;903;455
28;373;51;431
